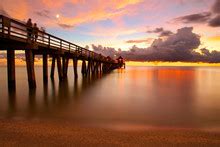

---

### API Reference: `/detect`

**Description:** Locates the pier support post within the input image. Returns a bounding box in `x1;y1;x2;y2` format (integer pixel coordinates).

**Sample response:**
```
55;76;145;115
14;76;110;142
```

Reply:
7;50;16;89
95;62;98;73
57;56;63;81
25;50;36;89
99;63;102;73
63;57;69;79
73;58;78;79
62;57;65;77
81;60;86;76
50;57;55;79
102;63;105;73
87;60;91;76
92;61;95;74
95;62;99;74
66;58;69;77
91;61;95;74
43;54;48;83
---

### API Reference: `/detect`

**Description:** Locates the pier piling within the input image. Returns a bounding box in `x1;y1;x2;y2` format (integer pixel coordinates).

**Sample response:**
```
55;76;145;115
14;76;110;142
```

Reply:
57;56;63;81
73;58;78;79
63;57;69;79
43;54;48;83
7;50;16;89
50;57;56;79
25;50;36;89
81;60;87;76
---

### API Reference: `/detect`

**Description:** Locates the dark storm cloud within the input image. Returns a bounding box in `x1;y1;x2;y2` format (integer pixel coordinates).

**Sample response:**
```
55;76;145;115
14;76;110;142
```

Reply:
58;23;74;29
200;48;220;63
92;27;220;63
147;27;173;37
147;27;164;33
92;45;118;58
0;53;7;59
159;30;174;37
174;12;212;24
209;15;220;27
207;0;220;27
174;0;220;27
212;0;220;14
0;53;26;60
35;10;50;18
0;53;43;61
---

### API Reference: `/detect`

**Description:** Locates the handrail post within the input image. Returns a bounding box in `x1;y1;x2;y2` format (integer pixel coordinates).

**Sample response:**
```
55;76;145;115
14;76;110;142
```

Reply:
60;40;62;50
1;17;4;35
2;16;11;37
48;35;50;48
0;17;2;37
80;47;82;56
76;46;79;56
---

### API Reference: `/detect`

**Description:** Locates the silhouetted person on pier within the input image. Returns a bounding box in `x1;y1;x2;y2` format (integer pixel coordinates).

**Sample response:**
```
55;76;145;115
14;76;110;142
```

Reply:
40;27;46;43
33;23;39;42
26;19;32;40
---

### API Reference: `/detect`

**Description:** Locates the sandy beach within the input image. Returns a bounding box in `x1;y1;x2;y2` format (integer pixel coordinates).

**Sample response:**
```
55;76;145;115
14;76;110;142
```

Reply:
0;119;219;146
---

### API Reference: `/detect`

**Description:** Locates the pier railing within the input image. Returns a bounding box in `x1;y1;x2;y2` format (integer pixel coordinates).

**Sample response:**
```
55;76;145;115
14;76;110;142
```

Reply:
0;15;116;63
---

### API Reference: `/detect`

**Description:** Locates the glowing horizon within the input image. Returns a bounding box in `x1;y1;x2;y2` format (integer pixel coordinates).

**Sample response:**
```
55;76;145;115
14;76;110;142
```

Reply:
1;58;220;67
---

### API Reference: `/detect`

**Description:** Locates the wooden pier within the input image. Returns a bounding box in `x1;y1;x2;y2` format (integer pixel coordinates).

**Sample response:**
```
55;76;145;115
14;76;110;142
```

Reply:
0;15;125;89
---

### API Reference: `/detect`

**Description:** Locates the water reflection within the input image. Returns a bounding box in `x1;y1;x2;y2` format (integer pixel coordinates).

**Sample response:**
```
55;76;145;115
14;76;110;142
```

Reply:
0;67;220;129
28;89;36;117
43;81;49;107
4;72;104;119
7;89;16;118
150;68;196;126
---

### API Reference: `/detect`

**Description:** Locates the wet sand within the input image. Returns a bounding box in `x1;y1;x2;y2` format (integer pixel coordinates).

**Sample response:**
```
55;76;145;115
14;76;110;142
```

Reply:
0;119;219;146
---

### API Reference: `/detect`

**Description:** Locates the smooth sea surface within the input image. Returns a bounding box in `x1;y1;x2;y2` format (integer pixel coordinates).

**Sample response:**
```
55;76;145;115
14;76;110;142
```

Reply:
0;66;220;131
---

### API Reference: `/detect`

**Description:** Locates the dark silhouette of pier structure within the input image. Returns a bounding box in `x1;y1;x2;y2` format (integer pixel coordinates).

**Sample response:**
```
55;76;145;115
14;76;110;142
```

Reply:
0;15;125;89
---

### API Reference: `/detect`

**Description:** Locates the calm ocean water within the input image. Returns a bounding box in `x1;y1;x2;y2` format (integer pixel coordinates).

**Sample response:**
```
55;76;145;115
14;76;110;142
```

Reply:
0;66;220;130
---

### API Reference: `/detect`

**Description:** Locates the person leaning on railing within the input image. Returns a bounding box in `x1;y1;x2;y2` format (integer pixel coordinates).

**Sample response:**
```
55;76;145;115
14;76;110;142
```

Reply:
40;27;46;43
26;18;33;40
33;23;39;42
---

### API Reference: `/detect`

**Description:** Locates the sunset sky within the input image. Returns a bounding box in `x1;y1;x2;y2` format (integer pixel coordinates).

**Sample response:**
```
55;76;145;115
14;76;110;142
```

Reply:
0;0;220;63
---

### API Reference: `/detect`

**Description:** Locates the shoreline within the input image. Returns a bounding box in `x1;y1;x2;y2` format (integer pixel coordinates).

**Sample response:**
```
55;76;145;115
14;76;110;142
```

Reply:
0;119;219;146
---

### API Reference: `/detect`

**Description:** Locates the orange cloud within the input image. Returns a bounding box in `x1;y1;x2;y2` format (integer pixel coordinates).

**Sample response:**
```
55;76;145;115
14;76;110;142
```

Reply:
1;0;142;27
56;0;143;26
208;36;220;41
109;0;143;9
41;0;84;8
1;0;29;20
126;38;154;44
41;0;64;8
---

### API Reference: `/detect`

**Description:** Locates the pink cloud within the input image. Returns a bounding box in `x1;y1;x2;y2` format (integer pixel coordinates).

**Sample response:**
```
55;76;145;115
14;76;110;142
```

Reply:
1;0;144;28
56;0;143;26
